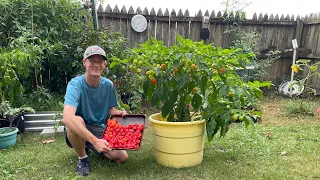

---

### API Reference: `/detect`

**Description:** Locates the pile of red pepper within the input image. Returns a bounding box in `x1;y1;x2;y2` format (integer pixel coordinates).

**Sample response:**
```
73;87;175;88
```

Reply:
103;119;144;149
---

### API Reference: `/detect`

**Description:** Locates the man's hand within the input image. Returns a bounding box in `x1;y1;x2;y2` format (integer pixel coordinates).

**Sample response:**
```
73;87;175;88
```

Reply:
109;107;128;117
92;139;112;153
119;110;128;117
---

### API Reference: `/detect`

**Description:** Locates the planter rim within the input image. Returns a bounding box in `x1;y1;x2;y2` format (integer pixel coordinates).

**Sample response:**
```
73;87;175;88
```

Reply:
149;113;205;125
0;127;18;137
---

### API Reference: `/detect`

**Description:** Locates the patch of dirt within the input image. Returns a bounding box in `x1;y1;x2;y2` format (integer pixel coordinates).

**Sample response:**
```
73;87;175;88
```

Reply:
260;99;284;125
260;97;320;126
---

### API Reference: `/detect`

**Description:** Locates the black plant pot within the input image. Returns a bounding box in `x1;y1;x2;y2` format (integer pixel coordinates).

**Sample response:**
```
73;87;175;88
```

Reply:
0;116;10;128
0;114;25;134
13;113;25;134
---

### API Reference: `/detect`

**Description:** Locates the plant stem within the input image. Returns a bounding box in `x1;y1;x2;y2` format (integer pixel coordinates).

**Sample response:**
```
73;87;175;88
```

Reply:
9;117;14;128
190;110;200;119
225;0;230;12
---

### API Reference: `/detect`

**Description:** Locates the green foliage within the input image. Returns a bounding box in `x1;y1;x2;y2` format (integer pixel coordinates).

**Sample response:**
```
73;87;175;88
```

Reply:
19;86;64;111
237;50;281;82
52;112;63;132
229;30;281;81
0;0;132;104
282;60;320;118
0;0;89;97
231;32;260;53
0;101;11;116
221;0;252;13
1;0;87;45
221;1;281;81
26;86;52;107
284;100;317;117
112;36;271;140
0;49;35;102
290;59;320;97
109;73;144;113
0;101;35;127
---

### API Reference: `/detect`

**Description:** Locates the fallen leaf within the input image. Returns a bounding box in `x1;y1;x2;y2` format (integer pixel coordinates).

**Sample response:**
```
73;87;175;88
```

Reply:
41;138;55;144
281;151;287;155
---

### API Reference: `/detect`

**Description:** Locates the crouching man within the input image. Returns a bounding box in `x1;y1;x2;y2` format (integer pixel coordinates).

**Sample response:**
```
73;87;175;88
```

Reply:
63;45;128;176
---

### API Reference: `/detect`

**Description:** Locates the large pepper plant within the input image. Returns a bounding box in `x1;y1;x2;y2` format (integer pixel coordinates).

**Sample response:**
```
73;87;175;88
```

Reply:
111;36;271;140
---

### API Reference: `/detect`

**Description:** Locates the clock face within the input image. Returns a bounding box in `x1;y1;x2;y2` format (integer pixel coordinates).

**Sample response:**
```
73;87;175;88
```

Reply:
131;14;148;33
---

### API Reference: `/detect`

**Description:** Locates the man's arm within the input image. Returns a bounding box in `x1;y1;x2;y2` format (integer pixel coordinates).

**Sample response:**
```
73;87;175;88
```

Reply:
62;105;111;152
109;107;128;117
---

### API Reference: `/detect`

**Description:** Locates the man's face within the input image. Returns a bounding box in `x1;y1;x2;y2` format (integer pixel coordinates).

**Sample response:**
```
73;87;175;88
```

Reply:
83;54;106;77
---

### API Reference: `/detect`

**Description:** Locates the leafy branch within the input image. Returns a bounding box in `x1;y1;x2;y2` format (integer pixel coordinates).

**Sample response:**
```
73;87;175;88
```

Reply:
290;59;320;96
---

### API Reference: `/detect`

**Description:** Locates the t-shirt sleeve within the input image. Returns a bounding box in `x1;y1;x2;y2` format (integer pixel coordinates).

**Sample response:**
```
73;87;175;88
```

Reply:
109;83;118;108
64;80;81;108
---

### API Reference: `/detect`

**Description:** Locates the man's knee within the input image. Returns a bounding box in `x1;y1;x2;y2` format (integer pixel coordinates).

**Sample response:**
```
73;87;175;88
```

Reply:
116;152;128;164
104;151;128;164
66;116;86;140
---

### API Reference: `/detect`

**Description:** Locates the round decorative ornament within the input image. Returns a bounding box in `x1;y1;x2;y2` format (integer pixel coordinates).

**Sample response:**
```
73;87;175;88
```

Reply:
131;14;148;32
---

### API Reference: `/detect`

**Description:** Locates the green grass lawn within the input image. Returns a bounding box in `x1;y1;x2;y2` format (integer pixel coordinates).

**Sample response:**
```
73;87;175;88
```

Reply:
1;97;320;179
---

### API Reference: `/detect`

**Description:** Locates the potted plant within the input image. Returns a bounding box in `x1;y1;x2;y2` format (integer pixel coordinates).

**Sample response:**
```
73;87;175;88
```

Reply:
0;101;35;149
111;36;271;167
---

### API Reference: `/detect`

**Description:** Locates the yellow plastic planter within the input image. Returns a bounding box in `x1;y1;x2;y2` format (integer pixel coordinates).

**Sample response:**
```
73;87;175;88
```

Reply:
149;113;206;168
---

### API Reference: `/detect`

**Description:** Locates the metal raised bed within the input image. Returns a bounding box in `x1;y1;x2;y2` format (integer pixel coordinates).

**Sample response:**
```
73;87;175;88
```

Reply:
24;111;63;132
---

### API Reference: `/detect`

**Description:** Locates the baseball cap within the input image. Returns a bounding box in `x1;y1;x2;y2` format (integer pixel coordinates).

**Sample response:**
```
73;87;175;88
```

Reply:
83;45;108;60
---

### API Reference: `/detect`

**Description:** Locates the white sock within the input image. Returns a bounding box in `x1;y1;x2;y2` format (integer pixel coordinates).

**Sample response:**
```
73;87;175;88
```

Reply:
78;155;88;160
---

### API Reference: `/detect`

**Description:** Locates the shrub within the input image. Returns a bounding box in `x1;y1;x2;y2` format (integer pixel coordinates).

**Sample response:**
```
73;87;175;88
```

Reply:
111;36;271;140
1;0;133;106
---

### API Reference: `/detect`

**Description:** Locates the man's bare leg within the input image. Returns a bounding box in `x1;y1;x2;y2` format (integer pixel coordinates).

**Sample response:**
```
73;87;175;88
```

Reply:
66;116;128;164
103;150;128;164
66;116;87;157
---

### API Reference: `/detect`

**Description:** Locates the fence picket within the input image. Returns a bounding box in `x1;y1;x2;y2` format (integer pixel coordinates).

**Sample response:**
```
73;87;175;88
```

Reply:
163;9;170;46
210;10;215;18
252;13;257;20
204;10;209;17
169;9;177;45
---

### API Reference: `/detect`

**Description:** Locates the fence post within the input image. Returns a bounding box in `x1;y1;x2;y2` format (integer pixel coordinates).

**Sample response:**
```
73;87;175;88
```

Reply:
201;16;210;44
91;0;99;30
294;18;304;61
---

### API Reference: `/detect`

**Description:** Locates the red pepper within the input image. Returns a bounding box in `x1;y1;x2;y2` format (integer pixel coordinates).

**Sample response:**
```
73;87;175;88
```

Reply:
103;119;144;149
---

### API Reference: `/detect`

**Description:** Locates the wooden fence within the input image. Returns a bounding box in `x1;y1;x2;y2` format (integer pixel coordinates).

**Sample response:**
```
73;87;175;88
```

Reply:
96;4;320;87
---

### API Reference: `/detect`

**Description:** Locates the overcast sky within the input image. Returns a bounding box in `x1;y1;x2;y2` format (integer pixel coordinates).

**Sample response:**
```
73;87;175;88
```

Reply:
101;0;319;19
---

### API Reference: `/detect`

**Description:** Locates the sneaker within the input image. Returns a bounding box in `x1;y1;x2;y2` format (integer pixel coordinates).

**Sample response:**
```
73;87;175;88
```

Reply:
76;157;90;176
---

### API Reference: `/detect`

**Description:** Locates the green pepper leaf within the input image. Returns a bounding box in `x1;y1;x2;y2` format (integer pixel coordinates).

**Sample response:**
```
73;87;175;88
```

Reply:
177;73;188;90
191;93;202;110
200;76;208;96
156;86;166;101
206;119;217;142
110;62;120;68
310;65;318;72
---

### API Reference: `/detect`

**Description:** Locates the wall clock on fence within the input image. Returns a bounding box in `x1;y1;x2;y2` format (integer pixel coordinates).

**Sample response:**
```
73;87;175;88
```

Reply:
131;14;148;33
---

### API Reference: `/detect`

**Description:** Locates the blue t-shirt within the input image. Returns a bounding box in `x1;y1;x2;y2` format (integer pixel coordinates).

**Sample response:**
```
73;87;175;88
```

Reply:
64;75;118;127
